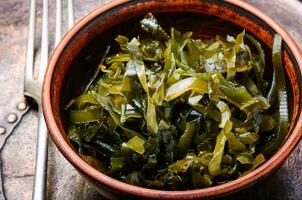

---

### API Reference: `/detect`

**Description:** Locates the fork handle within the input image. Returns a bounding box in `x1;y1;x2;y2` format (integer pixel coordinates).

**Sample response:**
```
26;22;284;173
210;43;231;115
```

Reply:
32;107;48;200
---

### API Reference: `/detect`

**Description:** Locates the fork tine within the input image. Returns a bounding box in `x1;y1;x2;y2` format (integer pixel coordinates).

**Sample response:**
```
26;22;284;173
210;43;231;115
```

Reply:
25;0;36;81
68;0;75;29
32;0;50;199
55;0;62;46
38;0;49;83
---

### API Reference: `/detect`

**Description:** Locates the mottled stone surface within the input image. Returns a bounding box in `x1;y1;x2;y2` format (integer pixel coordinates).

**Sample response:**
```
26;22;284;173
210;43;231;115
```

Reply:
0;0;301;200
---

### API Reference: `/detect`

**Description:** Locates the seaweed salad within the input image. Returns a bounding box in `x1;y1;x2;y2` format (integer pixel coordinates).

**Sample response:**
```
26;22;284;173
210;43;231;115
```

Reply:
66;13;289;190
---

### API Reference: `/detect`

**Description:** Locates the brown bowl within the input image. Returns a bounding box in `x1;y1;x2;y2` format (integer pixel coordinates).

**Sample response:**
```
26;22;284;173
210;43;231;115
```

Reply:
42;0;302;199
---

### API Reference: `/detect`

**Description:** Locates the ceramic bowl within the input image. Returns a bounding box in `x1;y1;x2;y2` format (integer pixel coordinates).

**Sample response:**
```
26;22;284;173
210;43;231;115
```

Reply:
42;0;302;199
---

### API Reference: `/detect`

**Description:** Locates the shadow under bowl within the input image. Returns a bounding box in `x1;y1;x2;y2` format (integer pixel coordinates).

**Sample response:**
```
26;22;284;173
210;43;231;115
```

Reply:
42;0;302;199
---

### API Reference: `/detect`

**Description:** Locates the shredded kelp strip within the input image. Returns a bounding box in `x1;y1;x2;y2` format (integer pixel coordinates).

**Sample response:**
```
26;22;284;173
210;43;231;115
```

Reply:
66;13;288;190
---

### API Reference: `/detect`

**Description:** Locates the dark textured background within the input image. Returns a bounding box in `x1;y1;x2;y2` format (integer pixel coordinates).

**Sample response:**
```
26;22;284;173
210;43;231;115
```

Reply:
0;0;301;199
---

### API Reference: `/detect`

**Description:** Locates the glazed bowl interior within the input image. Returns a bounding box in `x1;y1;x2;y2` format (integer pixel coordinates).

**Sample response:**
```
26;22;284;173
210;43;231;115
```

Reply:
44;0;302;199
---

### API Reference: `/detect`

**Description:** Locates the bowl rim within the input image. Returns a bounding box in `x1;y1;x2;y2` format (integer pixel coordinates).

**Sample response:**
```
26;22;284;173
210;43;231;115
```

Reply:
42;0;302;199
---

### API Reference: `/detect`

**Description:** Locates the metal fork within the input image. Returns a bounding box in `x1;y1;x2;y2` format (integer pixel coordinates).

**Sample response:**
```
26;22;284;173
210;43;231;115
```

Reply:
24;0;74;199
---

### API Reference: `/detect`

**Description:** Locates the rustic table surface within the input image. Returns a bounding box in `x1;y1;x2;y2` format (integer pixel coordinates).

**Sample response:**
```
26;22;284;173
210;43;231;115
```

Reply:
0;0;301;199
